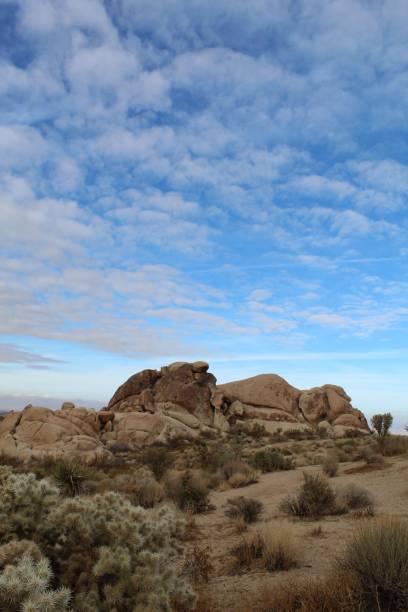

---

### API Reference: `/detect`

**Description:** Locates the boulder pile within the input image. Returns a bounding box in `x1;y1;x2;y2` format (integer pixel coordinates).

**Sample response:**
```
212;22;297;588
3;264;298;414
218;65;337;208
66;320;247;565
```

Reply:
0;361;369;464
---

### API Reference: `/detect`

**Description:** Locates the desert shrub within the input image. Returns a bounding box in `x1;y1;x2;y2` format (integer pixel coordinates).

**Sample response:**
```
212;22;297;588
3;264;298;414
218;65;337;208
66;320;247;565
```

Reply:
53;460;92;497
337;483;374;514
142;446;174;479
0;551;71;612
246;422;267;440
231;522;301;573
345;428;366;438
0;468;58;540
219;459;259;487
228;469;259;488
340;517;408;611
383;435;408;457
40;492;195;611
286;429;316;441
109;441;130;454
260;572;361;611
0;539;42;568
322;454;339;477
251;448;294;473
360;446;384;464
260;522;301;572
280;472;337;518
225;496;263;523
231;533;263;570
165;471;210;513
181;544;213;583
132;477;165;508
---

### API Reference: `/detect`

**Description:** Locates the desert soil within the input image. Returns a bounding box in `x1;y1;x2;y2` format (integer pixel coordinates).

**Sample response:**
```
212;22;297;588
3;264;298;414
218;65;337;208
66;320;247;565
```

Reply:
192;456;408;611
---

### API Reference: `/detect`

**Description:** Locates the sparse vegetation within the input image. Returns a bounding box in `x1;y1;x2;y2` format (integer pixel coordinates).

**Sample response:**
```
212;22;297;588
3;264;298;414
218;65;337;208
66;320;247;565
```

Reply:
337;483;374;514
141;445;174;479
225;496;263;523
340;517;408;611
322;454;339;477
181;544;213;583
251;448;294;473
280;472;337;518
231;522;301;573
165;470;210;513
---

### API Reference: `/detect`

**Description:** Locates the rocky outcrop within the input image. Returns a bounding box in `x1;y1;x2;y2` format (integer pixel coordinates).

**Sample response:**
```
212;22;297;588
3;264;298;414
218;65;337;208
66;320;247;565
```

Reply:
0;404;113;465
0;361;369;464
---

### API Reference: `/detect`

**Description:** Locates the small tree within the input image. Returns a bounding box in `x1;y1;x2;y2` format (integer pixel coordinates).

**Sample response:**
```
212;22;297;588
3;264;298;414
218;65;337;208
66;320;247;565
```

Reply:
371;413;393;451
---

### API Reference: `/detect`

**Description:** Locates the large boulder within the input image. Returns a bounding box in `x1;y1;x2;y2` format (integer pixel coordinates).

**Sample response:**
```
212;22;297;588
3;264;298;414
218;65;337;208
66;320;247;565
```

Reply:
107;361;216;429
0;405;113;465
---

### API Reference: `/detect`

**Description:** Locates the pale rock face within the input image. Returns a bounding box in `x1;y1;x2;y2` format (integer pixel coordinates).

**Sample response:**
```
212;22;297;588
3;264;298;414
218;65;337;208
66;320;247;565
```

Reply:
0;405;113;465
219;374;302;416
0;361;370;464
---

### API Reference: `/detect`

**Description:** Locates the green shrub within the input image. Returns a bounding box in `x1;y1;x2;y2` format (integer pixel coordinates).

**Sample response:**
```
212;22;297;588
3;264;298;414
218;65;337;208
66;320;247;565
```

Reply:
165;471;210;513
280;473;337;518
322;454;339;478
340;517;408;611
251;448;294;473
224;496;263;523
141;446;174;479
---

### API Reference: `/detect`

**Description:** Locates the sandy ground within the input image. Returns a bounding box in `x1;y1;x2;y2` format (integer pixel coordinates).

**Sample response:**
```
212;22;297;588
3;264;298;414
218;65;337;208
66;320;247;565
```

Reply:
191;456;408;611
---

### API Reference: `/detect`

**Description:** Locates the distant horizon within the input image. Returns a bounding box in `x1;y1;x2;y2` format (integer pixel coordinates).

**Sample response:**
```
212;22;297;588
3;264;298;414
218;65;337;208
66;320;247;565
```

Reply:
1;1;407;430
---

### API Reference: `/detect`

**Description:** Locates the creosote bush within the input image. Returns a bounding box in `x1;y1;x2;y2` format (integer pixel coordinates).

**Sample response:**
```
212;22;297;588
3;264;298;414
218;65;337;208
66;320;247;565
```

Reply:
225;496;263;523
337;483;374;514
280;472;337;518
132;477;165;508
141;445;174;479
165;470;210;513
251;448;294;473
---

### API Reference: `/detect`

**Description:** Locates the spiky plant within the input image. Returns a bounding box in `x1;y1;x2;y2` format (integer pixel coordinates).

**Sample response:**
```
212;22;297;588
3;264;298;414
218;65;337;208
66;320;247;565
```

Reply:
0;551;71;612
53;460;91;497
0;468;58;540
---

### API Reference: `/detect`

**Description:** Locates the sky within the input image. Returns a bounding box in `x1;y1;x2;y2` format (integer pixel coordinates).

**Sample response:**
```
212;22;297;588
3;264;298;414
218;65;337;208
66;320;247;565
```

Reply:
0;0;407;430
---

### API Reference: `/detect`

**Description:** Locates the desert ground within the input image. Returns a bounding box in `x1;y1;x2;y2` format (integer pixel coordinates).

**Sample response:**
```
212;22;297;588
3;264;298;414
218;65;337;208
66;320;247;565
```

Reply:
193;454;408;611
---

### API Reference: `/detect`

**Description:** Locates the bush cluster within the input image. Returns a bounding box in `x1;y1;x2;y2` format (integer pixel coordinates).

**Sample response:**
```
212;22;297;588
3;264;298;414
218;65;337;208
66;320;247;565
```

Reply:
280;472;373;519
250;448;294;473
224;496;264;523
0;465;195;611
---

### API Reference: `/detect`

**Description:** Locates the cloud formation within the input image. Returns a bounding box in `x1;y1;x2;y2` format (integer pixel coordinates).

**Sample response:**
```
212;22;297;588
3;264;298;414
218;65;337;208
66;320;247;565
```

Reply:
0;0;408;380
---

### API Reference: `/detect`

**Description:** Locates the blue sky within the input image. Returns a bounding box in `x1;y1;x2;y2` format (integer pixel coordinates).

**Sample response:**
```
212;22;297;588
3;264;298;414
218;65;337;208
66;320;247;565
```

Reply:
1;0;408;429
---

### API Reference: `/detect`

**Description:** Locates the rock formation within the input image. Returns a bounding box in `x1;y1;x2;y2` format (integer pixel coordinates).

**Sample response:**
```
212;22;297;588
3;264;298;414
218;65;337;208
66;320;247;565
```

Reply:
0;361;369;464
